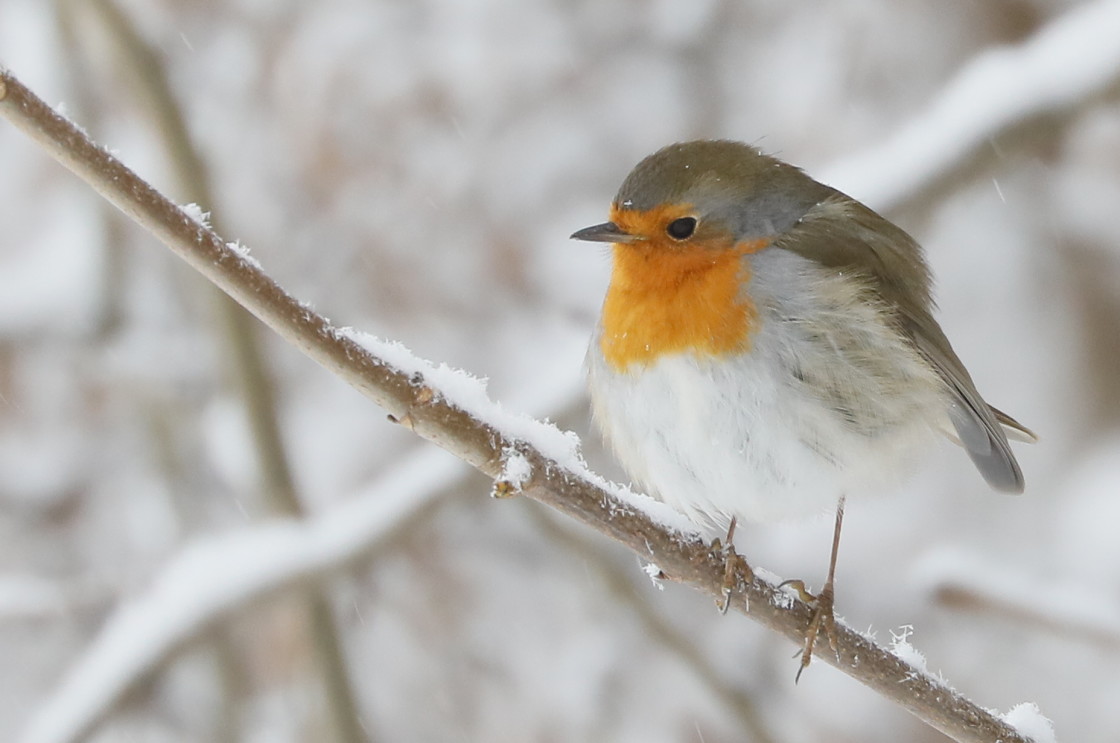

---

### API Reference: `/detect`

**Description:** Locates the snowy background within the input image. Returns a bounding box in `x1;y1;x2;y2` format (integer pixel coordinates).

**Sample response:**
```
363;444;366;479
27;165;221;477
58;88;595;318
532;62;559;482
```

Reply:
2;0;1119;741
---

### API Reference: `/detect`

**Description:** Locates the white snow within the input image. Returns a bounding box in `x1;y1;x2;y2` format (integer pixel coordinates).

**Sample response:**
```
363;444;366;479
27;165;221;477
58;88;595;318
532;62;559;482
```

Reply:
1002;702;1057;743
179;202;211;228
822;0;1120;212
180;204;260;268
335;326;700;537
336;326;584;468
641;562;665;591
16;446;462;743
912;548;1120;647
225;239;261;270
888;625;930;678
497;447;532;491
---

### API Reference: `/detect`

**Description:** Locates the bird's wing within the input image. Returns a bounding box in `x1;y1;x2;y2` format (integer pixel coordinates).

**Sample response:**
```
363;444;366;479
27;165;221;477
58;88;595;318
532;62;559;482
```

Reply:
990;405;1038;443
777;194;1030;493
905;316;1027;493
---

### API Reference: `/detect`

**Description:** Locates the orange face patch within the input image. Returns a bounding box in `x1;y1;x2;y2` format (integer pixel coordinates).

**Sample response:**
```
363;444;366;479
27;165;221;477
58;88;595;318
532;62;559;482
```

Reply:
599;205;767;371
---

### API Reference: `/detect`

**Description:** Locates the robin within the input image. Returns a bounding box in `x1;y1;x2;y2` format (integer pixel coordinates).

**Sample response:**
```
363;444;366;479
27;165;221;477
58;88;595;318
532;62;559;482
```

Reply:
571;139;1034;674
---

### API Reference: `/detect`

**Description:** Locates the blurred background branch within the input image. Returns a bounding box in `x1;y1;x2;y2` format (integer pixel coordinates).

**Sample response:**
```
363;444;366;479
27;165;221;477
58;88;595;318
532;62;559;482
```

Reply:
52;0;366;740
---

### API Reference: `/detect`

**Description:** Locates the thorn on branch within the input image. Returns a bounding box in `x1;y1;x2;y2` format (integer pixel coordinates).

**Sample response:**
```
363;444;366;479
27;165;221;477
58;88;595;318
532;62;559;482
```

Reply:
385;412;409;427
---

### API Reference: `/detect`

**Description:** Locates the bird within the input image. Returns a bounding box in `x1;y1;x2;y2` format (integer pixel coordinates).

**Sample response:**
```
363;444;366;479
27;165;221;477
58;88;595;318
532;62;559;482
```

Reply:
570;139;1034;675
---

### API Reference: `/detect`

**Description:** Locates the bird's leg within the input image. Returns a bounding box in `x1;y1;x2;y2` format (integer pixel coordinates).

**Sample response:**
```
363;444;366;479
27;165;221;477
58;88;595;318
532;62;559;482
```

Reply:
715;517;753;614
781;495;845;681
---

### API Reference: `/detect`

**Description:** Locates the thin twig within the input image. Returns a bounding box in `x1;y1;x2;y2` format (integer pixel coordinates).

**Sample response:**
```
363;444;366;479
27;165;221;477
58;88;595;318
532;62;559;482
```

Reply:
0;69;1034;743
69;1;369;740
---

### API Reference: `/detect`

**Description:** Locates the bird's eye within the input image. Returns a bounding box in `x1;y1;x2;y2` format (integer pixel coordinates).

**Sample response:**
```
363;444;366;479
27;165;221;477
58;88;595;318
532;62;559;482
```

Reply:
666;217;697;240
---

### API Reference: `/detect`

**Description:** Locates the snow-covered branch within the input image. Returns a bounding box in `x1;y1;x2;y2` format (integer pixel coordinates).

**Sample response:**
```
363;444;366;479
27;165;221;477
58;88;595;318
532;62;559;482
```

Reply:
0;68;1048;743
917;549;1120;651
823;0;1120;213
15;448;457;743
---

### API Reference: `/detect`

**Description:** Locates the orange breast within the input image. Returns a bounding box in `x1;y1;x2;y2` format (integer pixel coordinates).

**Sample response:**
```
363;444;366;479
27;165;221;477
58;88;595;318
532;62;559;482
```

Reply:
600;239;764;372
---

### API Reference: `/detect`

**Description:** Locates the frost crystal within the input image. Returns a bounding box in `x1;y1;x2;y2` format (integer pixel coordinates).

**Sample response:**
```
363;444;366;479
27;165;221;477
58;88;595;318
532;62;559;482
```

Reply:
226;240;262;270
889;625;930;677
1002;702;1057;743
180;202;212;227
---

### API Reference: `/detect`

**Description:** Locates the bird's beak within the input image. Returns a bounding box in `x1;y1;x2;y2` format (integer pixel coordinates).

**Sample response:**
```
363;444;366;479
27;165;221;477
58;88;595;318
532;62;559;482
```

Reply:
570;221;638;243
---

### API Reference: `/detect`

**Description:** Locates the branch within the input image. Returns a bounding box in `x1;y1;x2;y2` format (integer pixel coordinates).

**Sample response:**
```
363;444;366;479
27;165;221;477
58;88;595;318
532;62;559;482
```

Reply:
918;550;1120;651
14;447;454;743
821;0;1120;214
0;71;1042;743
70;1;369;738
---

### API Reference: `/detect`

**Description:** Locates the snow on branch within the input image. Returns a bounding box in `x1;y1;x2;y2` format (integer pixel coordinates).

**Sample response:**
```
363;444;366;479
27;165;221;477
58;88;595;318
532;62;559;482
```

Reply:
822;0;1120;213
1;68;1053;743
916;548;1120;651
16;448;458;743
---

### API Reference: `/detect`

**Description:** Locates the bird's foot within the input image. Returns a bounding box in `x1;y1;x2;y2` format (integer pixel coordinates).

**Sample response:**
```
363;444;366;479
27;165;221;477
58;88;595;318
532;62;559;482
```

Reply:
713;519;753;614
780;579;839;682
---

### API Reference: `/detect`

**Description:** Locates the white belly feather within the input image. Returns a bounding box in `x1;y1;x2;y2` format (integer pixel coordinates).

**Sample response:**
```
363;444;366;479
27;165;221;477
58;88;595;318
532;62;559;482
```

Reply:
587;250;949;534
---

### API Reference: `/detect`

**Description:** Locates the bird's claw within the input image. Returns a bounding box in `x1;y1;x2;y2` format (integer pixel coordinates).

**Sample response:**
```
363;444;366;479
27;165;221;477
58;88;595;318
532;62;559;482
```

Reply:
780;579;839;682
713;522;753;614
